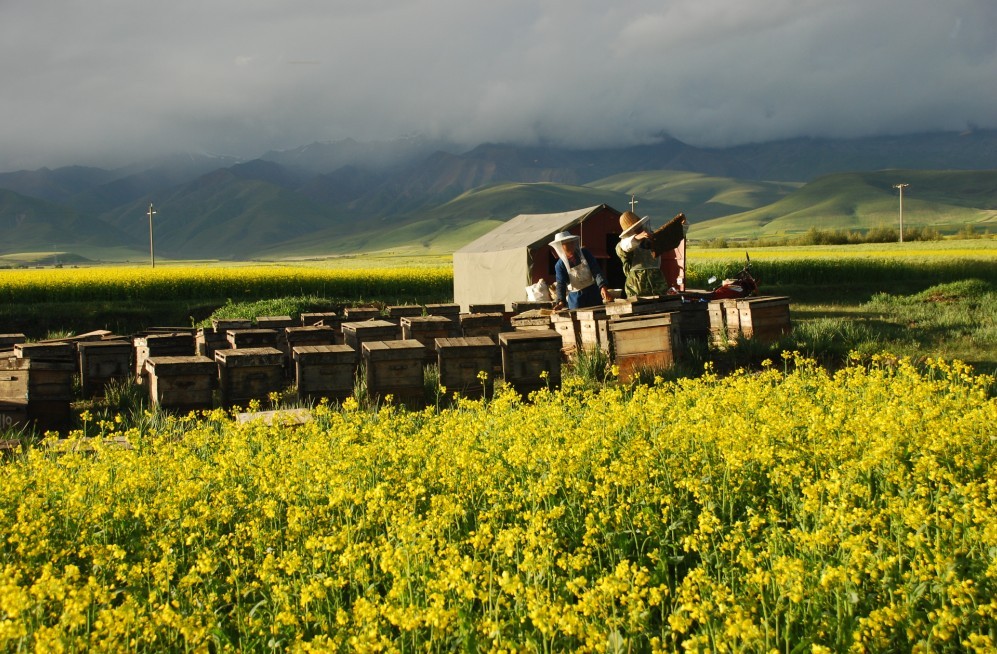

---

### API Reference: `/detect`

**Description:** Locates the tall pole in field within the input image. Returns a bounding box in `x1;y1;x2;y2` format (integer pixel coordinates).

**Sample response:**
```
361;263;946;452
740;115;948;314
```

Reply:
147;202;157;267
629;194;638;212
893;183;908;243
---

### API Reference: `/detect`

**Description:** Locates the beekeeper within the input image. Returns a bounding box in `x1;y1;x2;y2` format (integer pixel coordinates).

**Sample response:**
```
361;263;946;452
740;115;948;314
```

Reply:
549;231;611;310
616;210;670;298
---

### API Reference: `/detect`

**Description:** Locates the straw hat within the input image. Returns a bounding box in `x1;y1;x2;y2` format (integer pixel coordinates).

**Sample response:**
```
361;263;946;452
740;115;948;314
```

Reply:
548;231;579;248
619;211;650;238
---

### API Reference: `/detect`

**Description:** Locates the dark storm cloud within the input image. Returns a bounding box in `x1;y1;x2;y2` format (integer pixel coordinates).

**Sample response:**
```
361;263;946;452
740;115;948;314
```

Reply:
1;0;994;171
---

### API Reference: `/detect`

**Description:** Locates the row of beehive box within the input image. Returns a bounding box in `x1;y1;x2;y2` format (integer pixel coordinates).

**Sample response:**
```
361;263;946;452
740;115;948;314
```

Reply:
0;327;567;432
533;295;791;382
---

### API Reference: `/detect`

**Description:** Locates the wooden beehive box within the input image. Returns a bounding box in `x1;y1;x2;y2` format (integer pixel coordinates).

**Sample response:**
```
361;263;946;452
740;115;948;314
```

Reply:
78;341;133;398
0;399;28;432
499;331;562;396
401;315;460;364
469;303;506;314
300;312;341;327
609;313;682;382
550;311;581;351
292;344;357;403
363;340;426;408
145;355;217;413
0;355;75;433
342;319;398;352
214;347;285;408
134;333;196;384
424;303;461;322
736;296;791;342
604;296;683;318
15;341;75;363
510;309;554;333
196;327;230;359
256;315;296;330
211;318;253;332
460;312;504;339
344;306;381;321
436;336;497;399
674;301;711;345
707;299;741;346
0;334;26;356
387;305;424;320
285;325;338;353
226;328;280;350
576;306;610;353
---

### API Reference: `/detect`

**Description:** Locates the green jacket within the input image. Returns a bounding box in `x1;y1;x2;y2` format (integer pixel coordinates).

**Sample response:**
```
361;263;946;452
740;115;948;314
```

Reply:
616;241;668;298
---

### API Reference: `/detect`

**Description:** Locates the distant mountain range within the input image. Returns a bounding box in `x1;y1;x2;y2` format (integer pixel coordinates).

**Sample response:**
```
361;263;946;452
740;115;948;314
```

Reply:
1;130;995;262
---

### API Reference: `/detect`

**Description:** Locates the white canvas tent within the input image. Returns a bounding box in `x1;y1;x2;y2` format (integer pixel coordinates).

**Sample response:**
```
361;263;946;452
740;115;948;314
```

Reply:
453;205;613;311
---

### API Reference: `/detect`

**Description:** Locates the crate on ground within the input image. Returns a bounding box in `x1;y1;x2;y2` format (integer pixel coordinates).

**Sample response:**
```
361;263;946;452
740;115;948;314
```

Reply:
0;400;28;432
145;355;217;413
256;315;296;330
196;327;230;359
284;326;338;362
436;336;497;399
214;347;285;408
293;344;357;403
499;331;562;396
0;355;76;433
134;333;196;384
344;306;381;321
225;328;280;350
78;341;133;398
550;311;581;352
15;341;75;363
576;306;611;353
736;296;791;342
609;312;682;382
401;315;460;364
460;312;505;340
708;299;740;345
674;301;711;345
510;309;554;332
342;319;399;352
363;340;426;409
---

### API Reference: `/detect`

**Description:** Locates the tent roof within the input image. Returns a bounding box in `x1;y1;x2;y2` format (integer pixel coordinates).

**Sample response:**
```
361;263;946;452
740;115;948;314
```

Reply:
454;205;609;254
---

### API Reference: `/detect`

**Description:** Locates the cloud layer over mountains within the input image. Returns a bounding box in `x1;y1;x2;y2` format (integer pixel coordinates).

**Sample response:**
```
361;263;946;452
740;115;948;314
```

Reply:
2;0;995;171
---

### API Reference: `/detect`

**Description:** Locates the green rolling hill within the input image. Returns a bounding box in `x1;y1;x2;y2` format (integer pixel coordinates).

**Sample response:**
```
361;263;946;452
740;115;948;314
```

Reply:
690;170;997;240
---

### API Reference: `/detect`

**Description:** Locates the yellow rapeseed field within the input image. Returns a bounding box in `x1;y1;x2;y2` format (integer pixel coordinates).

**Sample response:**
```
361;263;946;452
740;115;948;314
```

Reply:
1;354;994;652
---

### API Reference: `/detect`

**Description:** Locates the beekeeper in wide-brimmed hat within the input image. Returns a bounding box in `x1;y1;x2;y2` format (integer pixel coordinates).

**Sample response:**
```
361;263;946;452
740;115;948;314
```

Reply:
549;231;610;310
616;210;670;298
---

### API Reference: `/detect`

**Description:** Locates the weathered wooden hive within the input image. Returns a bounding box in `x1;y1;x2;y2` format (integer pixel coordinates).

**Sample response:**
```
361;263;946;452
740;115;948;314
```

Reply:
145;355;217;413
214;347;285;407
78;340;133;398
292;344;357;403
342;319;398;352
499;331;562;396
134;333;195;384
363;340;426;408
225;328;280;350
609;313;682;382
401;315;460;364
436;336;497;399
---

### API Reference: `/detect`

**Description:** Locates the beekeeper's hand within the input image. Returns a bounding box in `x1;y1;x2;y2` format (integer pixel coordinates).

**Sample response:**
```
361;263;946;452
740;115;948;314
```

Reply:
600;287;611;303
553;300;566;311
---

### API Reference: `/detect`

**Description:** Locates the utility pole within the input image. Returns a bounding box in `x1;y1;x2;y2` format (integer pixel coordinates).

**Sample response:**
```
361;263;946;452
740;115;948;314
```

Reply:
893;183;909;243
147;202;157;267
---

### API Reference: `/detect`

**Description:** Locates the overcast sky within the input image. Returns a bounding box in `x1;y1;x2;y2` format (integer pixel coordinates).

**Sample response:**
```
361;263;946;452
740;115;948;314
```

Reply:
2;0;995;171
